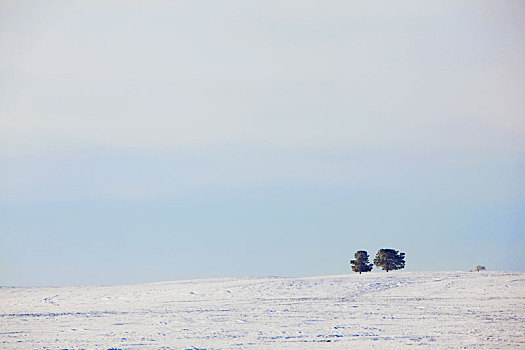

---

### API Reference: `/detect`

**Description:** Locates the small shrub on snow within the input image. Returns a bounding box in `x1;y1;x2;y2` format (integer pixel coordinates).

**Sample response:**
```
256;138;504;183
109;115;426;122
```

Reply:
474;265;486;272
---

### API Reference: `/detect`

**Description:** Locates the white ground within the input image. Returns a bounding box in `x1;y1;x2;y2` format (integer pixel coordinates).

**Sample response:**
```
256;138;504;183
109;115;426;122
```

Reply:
1;271;524;349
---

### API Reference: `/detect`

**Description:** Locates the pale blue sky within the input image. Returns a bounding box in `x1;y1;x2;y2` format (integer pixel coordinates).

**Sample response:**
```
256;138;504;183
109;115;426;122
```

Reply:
1;1;524;286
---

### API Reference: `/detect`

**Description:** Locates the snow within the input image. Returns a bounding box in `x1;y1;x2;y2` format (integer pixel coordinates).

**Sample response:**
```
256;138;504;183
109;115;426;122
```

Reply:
1;271;524;349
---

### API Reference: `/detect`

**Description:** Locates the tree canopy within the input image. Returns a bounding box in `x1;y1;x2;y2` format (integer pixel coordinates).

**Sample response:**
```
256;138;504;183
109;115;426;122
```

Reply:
350;250;373;274
373;249;405;272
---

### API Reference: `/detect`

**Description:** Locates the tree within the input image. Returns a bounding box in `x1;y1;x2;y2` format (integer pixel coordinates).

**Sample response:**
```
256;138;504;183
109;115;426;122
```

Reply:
350;250;373;274
373;249;405;272
474;265;486;272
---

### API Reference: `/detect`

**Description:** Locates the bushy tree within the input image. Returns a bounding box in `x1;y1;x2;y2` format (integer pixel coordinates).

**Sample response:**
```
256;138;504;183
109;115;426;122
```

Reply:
350;250;373;274
373;249;405;272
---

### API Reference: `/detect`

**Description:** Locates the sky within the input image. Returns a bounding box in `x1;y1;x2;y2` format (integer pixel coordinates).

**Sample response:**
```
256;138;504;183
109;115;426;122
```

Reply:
1;0;524;286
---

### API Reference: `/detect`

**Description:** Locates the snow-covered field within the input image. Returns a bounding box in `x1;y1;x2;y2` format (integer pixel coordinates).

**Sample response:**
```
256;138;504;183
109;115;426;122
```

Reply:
1;271;524;349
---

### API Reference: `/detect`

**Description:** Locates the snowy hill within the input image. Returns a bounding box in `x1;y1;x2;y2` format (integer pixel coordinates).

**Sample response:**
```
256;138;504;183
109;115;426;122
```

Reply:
1;271;524;349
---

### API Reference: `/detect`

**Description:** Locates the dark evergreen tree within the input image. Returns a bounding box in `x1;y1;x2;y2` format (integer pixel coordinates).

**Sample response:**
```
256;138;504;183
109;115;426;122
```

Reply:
373;249;405;272
350;250;373;274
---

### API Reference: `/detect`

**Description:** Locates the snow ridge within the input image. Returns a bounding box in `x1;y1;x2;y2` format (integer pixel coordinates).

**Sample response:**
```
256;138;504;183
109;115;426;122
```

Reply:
1;271;524;349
